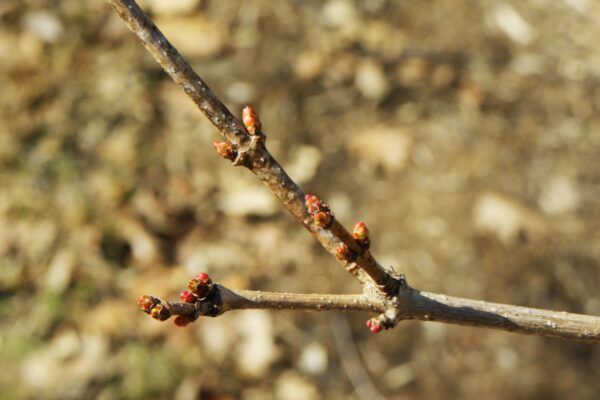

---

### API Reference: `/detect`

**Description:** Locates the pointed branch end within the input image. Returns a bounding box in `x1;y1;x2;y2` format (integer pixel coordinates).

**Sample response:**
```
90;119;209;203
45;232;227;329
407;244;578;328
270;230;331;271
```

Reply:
137;272;221;326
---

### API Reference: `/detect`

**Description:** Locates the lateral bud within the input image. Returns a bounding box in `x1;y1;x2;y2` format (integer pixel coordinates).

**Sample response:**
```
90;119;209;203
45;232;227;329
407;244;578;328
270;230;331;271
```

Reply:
242;105;262;135
353;221;370;250
213;141;237;161
335;243;356;262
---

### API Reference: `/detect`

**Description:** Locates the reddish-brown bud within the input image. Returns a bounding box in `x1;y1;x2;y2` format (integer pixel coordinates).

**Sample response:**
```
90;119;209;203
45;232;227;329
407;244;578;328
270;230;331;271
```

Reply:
313;211;333;228
150;303;171;321
179;290;197;303
335;243;355;261
213;141;236;161
366;319;381;333
174;315;193;327
137;295;156;314
242;105;261;135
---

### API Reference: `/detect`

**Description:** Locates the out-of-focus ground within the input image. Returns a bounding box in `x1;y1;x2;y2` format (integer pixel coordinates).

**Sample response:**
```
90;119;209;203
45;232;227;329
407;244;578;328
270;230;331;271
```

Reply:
1;0;600;398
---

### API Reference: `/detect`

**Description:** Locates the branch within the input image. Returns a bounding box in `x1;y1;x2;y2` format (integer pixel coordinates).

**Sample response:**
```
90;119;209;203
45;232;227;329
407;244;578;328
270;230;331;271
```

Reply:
138;278;600;342
107;0;600;343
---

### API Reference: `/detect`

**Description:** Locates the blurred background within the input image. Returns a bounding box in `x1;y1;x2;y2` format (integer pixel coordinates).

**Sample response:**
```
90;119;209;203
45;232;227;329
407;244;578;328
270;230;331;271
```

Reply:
1;0;600;398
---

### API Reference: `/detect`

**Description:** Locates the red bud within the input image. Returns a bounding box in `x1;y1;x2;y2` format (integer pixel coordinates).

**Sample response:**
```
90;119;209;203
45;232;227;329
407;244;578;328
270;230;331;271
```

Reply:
179;290;197;303
366;319;381;333
195;272;212;284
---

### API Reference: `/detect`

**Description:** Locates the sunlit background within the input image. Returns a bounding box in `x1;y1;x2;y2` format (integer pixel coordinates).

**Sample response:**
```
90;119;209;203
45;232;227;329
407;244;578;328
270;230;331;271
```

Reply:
1;0;600;399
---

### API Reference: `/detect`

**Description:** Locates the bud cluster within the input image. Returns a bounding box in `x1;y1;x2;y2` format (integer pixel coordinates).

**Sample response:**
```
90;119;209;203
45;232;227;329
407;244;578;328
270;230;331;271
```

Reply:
137;272;215;327
304;194;334;228
137;295;172;321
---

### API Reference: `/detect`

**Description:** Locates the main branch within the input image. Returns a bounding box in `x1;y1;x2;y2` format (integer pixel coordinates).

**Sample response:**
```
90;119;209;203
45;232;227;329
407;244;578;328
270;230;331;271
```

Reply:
107;0;600;343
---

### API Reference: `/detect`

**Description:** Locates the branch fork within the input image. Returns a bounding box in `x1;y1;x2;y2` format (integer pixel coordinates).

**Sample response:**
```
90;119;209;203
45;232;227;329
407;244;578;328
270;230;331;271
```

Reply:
108;0;600;342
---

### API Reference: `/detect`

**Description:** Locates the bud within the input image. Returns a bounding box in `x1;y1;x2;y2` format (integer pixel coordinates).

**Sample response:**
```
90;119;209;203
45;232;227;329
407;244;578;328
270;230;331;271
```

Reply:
307;200;324;216
174;315;193;327
353;221;370;249
137;295;156;314
188;278;213;299
313;211;333;228
353;222;369;241
242;106;261;135
335;243;354;262
150;303;171;321
304;194;318;209
213;141;236;161
366;319;382;334
195;272;212;284
305;195;334;228
179;290;197;303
